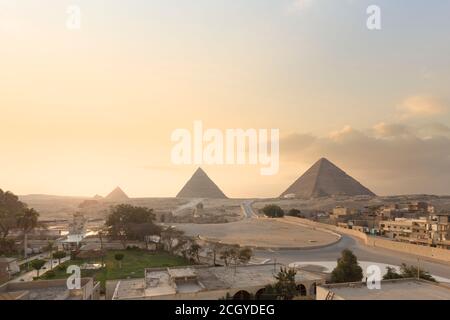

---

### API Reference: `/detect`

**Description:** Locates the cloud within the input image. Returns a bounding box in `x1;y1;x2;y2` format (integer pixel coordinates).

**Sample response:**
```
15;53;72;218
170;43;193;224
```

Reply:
397;95;447;118
372;122;411;138
280;123;450;195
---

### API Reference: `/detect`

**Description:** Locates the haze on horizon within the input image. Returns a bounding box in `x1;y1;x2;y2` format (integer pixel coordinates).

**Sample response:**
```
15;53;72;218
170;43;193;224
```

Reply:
1;0;450;198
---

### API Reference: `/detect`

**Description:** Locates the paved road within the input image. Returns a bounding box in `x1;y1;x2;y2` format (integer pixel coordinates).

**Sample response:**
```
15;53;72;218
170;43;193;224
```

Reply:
254;235;450;280
242;201;257;219
10;256;71;283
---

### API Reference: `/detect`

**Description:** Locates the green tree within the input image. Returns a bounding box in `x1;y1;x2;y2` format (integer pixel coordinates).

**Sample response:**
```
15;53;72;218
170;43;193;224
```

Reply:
383;266;403;280
188;243;201;263
238;247;253;264
330;249;363;283
17;208;40;258
287;209;302;217
31;259;46;277
105;204;161;247
52;251;67;264
114;253;125;269
261;205;285;218
0;189;27;239
399;263;436;282
264;267;298;300
219;245;239;266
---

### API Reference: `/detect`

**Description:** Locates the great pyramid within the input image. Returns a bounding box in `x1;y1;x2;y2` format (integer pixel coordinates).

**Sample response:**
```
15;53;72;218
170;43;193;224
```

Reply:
105;187;129;201
176;168;228;199
280;158;375;199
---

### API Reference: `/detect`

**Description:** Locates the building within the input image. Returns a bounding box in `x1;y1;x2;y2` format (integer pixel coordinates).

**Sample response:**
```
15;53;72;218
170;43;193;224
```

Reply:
110;264;325;300
0;258;20;284
69;212;86;235
0;278;100;300
331;207;351;218
379;213;450;249
317;279;450;300
408;201;429;213
379;218;414;239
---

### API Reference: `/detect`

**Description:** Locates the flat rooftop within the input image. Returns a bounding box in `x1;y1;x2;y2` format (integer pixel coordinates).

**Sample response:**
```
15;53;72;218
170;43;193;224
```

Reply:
113;264;324;300
320;279;450;300
0;278;93;300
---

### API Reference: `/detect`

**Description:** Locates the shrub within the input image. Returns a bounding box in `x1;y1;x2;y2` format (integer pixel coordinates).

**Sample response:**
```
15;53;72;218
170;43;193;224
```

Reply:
330;249;363;283
261;205;285;218
287;209;302;217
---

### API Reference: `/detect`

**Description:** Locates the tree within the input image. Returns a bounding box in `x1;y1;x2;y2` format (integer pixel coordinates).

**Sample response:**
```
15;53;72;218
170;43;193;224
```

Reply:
264;267;298;300
160;227;185;253
238;247;253;264
261;205;284;218
383;266;403;280
188;243;201;263
17;208;39;258
53;251;67;264
105;204;160;247
114;253;124;269
330;249;363;283
219;245;239;266
31;259;46;277
287;209;302;218
0;189;27;239
383;264;436;282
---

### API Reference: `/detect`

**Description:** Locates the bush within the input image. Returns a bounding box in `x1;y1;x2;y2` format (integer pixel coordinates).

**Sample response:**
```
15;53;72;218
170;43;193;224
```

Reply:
56;264;66;271
44;270;56;279
287;209;302;217
330;249;363;283
261;205;285;218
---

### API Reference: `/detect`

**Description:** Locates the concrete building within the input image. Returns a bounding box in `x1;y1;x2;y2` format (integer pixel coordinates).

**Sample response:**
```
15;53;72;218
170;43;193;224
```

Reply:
0;257;20;283
0;278;100;300
331;207;351;218
111;264;325;300
379;214;450;249
317;279;450;300
379;218;414;239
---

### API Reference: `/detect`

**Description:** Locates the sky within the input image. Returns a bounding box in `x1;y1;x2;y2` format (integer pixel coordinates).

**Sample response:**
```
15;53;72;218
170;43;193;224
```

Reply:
1;0;450;198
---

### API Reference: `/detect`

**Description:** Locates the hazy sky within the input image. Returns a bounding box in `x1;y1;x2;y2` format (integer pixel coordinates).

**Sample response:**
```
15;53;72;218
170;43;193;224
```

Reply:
1;0;450;197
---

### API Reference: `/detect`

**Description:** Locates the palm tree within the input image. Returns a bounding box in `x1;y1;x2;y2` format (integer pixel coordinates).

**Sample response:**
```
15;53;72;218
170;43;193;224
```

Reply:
17;208;39;259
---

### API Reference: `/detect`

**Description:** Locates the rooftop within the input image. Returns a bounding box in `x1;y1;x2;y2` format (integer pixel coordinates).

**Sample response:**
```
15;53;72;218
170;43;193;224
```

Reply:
113;264;323;300
0;278;94;300
319;279;450;300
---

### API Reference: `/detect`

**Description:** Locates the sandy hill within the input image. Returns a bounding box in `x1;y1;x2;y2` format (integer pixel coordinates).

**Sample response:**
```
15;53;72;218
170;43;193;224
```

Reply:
176;168;228;199
280;158;376;199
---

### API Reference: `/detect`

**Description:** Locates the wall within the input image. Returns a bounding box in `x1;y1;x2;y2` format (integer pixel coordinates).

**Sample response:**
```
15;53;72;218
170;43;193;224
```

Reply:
366;236;450;262
286;217;450;264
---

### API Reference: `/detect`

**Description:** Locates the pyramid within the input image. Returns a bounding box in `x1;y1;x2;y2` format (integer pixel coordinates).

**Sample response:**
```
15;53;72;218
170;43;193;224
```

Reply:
280;158;375;199
176;168;228;199
105;187;129;201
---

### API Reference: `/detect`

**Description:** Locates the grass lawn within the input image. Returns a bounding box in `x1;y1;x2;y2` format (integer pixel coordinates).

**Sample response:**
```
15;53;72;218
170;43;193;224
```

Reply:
40;249;191;290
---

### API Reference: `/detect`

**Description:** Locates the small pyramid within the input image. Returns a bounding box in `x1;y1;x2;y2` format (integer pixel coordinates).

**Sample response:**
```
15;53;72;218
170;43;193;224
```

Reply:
105;187;129;201
280;158;375;199
93;194;103;200
176;168;227;199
